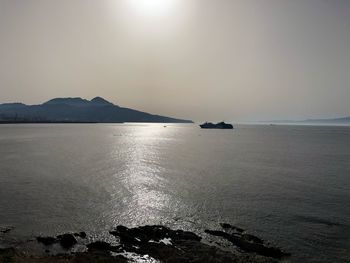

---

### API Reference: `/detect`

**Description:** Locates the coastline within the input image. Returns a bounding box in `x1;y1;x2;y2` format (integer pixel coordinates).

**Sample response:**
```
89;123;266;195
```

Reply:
0;224;289;263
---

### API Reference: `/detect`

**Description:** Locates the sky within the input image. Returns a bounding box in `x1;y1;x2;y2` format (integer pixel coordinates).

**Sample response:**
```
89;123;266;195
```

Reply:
0;0;349;122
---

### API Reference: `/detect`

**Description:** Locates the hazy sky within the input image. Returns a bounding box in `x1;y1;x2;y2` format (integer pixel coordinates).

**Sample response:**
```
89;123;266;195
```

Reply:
0;0;349;121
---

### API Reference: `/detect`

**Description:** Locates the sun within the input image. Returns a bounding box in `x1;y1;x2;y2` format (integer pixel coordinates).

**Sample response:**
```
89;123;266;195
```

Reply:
127;0;177;17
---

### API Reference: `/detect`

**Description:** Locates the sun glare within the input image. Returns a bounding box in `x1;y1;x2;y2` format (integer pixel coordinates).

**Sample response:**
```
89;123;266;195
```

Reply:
127;0;177;17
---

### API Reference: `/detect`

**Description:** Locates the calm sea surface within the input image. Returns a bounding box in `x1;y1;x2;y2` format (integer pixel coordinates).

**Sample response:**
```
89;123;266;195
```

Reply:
0;124;350;262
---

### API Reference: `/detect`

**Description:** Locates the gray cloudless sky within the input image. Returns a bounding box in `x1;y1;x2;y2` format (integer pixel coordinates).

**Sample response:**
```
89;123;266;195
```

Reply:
0;0;349;121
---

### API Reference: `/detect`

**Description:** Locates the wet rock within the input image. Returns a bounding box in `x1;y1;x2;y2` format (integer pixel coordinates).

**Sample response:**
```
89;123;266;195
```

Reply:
110;225;201;245
110;225;140;244
0;226;13;234
86;241;120;252
2;225;282;263
1;248;129;263
220;223;244;233
74;231;87;238
172;229;202;241
36;236;58;246
242;234;264;244
57;233;77;249
109;225;275;263
205;229;290;259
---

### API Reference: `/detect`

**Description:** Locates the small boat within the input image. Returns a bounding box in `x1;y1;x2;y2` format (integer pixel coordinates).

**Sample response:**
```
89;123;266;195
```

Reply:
200;121;234;129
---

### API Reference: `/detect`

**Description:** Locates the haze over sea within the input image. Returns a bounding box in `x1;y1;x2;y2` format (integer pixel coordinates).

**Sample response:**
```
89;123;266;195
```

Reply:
0;124;350;262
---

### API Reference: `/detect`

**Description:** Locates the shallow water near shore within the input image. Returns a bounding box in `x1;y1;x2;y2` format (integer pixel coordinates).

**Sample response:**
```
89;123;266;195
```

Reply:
0;124;350;262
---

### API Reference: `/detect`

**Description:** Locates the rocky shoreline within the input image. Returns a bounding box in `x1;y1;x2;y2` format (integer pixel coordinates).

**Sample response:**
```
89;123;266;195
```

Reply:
0;224;290;263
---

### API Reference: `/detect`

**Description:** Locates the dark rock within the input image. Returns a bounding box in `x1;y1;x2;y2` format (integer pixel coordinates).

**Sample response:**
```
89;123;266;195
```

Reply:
86;241;120;252
205;230;234;239
205;229;290;259
36;236;58;246
242;234;264;244
0;226;13;234
1;248;129;263
2;225;283;263
172;229;202;241
57;233;77;249
109;225;276;263
74;231;87;238
110;225;201;245
110;225;141;244
0;247;16;262
220;223;244;233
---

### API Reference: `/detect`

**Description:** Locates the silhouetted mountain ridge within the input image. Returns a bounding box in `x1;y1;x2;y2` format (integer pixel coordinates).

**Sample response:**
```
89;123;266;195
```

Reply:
44;97;90;106
0;97;192;123
90;96;113;105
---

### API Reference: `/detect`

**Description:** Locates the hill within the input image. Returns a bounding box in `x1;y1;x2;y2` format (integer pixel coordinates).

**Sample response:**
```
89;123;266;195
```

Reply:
0;97;193;123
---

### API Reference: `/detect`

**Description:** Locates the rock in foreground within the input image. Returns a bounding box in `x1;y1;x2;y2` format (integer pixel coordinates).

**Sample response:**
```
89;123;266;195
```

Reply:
109;225;281;263
1;224;289;263
205;224;290;259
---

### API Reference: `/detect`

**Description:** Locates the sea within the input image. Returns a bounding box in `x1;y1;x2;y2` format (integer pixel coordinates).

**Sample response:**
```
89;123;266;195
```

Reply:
0;123;349;262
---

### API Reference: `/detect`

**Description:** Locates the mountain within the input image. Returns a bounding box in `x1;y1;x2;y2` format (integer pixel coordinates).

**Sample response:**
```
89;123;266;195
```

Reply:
0;97;193;123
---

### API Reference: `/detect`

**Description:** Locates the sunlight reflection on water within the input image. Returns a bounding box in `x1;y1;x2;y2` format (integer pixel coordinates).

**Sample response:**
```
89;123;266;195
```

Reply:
111;125;174;226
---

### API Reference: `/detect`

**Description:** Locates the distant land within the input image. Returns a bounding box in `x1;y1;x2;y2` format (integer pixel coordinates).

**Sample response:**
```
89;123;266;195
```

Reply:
265;116;350;125
301;116;350;124
0;97;193;123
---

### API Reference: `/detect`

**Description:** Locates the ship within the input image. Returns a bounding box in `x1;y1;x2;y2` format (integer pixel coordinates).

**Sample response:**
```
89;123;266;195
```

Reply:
200;121;234;129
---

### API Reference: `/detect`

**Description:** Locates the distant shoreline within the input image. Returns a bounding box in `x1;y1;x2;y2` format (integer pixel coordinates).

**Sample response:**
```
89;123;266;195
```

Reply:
238;122;350;127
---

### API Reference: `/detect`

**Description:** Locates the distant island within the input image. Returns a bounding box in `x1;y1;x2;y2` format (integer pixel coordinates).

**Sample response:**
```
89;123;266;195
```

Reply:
300;116;350;124
0;97;193;123
264;116;350;125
